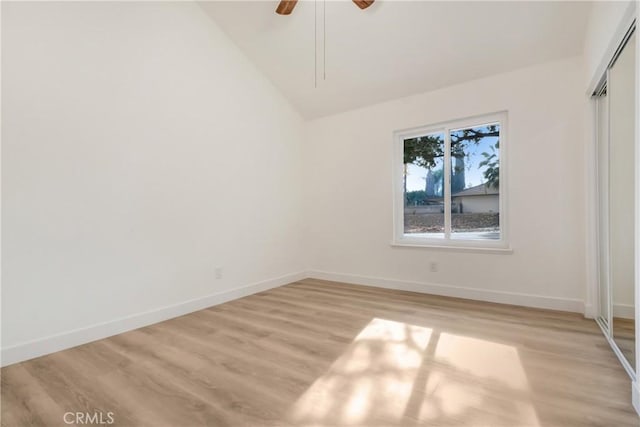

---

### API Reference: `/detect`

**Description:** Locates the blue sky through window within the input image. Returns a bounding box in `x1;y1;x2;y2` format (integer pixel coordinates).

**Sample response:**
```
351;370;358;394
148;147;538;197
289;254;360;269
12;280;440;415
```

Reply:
405;124;499;193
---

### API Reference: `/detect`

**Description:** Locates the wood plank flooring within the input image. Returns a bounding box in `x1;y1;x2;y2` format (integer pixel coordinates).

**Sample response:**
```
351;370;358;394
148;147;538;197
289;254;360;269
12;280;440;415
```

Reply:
1;279;638;426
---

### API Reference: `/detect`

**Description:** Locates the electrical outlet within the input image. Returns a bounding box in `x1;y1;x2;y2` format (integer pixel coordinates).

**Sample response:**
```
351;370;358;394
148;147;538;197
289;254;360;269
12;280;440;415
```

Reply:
214;267;223;280
429;262;438;273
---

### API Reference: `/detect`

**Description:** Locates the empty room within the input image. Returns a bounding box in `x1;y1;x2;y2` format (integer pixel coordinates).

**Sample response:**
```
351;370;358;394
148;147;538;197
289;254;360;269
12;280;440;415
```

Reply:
1;0;639;426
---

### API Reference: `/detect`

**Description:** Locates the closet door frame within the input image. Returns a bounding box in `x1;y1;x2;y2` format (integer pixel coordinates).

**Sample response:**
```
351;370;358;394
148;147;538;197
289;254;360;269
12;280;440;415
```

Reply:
594;83;612;333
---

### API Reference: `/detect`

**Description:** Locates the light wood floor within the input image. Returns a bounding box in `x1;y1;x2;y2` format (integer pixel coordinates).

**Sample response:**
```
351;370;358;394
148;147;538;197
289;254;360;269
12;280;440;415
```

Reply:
2;279;638;426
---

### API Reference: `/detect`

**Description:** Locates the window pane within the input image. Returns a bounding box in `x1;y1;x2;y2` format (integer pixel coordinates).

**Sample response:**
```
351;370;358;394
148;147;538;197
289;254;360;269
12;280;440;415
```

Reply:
403;132;445;238
449;123;500;240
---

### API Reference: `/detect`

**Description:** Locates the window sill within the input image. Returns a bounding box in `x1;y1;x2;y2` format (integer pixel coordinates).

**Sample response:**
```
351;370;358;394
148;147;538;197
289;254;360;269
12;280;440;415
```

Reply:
390;240;513;254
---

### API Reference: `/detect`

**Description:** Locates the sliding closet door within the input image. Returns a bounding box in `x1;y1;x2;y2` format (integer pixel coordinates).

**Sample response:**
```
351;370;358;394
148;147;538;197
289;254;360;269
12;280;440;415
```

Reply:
597;93;610;326
609;32;636;368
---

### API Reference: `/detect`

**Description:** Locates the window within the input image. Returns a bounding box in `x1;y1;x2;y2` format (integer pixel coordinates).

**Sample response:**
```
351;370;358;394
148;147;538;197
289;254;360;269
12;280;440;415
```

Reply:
393;112;508;250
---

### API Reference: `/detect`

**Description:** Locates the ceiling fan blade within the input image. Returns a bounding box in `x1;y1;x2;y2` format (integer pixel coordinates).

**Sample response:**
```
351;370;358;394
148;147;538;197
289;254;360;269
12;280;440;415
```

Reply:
276;0;298;15
353;0;374;10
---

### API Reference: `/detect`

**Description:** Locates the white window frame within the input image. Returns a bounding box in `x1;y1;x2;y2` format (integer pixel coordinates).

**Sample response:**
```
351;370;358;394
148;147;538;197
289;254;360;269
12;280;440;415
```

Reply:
392;111;510;252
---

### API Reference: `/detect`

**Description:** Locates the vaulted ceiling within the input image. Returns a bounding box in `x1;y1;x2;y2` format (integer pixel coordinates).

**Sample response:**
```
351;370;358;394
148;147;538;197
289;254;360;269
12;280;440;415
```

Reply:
200;1;592;118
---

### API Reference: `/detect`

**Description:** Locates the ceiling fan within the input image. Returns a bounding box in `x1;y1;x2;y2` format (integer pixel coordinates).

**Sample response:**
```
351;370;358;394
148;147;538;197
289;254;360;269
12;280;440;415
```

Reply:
276;0;374;15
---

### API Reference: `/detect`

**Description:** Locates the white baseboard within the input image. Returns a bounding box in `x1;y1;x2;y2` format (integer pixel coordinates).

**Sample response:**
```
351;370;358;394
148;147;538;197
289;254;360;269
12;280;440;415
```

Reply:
633;381;640;416
1;269;588;366
1;271;306;367
583;303;597;319
307;270;585;313
613;303;636;320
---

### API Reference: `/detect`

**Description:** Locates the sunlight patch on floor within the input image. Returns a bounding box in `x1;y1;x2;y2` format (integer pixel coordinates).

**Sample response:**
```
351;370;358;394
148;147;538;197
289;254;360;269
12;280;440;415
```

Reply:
418;333;539;425
287;318;540;426
434;333;529;390
288;318;432;425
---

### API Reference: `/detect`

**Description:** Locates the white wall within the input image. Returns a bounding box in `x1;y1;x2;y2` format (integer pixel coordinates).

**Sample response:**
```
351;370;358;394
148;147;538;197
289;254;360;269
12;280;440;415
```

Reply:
456;195;499;215
1;2;306;357
304;57;587;310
